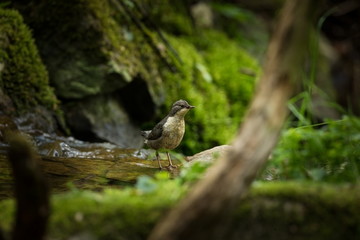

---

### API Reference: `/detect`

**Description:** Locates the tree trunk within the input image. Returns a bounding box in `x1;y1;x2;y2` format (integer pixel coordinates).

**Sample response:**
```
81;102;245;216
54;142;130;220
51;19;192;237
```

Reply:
148;0;322;239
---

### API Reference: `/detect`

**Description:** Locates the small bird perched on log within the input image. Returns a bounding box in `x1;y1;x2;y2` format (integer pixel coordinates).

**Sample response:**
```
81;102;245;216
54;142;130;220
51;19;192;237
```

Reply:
141;99;195;169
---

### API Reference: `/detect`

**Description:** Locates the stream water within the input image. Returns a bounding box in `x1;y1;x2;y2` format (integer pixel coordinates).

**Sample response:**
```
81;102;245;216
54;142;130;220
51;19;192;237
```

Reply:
0;116;181;199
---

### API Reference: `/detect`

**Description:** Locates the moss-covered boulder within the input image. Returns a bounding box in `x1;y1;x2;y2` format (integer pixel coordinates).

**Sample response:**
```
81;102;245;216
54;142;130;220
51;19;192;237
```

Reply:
140;1;261;154
0;9;59;117
12;1;158;100
11;0;169;146
9;0;260;152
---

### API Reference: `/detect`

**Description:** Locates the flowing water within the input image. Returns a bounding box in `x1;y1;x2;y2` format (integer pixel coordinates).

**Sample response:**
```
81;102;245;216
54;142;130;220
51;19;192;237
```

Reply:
0;116;181;199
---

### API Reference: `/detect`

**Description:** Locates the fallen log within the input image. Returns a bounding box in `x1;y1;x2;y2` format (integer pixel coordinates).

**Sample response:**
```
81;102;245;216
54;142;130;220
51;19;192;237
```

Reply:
0;147;165;199
1;144;226;199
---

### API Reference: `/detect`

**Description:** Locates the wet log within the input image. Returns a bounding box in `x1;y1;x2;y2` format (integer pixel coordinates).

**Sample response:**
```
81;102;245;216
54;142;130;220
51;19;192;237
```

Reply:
0;148;174;199
0;142;229;199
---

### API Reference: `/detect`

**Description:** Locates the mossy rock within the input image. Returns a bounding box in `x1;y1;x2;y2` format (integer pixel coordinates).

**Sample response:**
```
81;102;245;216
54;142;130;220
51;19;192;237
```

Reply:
0;9;58;113
135;1;261;155
8;0;260;153
137;2;261;154
13;0;165;102
0;182;359;239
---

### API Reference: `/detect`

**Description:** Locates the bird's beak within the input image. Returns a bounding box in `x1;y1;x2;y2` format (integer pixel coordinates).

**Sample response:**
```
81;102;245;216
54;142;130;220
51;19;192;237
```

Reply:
188;105;195;109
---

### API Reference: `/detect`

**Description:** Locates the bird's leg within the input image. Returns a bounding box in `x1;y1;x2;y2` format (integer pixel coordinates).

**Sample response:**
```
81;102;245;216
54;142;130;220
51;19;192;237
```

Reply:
156;150;162;169
166;152;177;168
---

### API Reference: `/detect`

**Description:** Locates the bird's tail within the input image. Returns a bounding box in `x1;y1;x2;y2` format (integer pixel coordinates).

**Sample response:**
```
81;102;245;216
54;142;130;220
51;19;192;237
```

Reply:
141;131;151;144
141;130;150;138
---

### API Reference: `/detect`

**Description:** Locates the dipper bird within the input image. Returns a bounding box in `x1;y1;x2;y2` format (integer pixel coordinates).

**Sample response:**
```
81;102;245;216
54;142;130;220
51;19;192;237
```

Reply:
141;99;195;169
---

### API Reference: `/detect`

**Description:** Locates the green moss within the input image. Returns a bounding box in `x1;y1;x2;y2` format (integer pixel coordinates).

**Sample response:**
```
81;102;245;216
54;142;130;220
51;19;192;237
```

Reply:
194;30;260;124
0;9;58;112
145;0;193;36
88;0;149;85
23;1;118;98
251;181;360;204
6;0;259;153
1;181;359;239
131;1;261;154
157;30;259;154
159;36;232;154
0;173;186;239
18;0;164;101
239;182;360;239
146;2;260;146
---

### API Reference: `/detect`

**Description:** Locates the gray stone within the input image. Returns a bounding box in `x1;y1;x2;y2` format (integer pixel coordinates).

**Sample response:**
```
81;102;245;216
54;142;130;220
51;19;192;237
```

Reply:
186;145;233;164
65;95;143;148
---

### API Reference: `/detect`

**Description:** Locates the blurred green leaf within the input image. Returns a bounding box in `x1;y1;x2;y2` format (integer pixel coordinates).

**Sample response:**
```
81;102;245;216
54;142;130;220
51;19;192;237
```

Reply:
211;3;253;22
155;171;170;181
136;176;158;193
195;63;212;83
0;2;10;8
180;162;210;183
307;168;326;181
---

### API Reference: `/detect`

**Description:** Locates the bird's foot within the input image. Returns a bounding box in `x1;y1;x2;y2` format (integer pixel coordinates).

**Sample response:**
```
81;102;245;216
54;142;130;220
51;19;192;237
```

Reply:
165;164;177;170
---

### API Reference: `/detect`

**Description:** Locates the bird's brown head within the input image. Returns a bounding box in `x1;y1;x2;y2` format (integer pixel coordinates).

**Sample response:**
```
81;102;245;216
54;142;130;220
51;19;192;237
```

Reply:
169;99;195;117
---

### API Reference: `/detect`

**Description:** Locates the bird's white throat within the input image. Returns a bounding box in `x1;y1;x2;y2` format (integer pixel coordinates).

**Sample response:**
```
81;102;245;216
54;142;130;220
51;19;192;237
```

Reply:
164;116;182;129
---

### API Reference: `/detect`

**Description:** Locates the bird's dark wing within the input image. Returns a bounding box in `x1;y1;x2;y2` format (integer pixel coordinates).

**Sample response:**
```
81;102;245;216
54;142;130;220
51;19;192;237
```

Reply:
147;117;168;140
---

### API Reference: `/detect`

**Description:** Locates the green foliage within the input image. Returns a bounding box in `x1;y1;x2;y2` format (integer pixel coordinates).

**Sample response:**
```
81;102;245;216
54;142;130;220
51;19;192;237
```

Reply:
135;161;211;195
0;9;59;112
0;162;208;237
0;171;186;239
260;11;358;183
50;180;184;239
179;161;211;183
262;116;360;183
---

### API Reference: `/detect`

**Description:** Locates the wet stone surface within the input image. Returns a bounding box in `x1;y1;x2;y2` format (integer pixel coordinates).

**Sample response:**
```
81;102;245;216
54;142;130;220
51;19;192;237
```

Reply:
0;130;182;199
